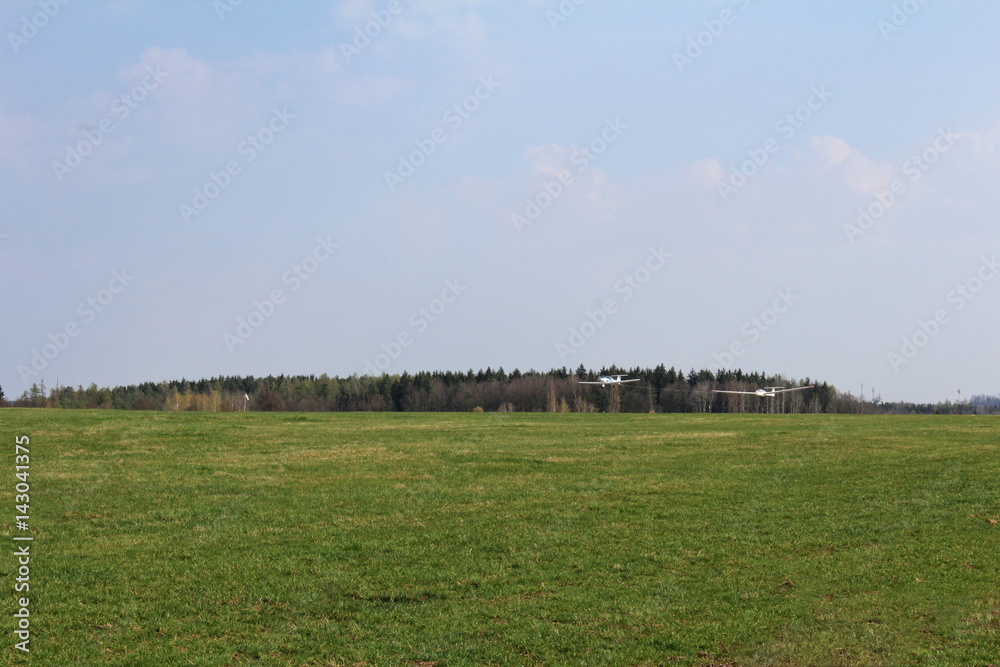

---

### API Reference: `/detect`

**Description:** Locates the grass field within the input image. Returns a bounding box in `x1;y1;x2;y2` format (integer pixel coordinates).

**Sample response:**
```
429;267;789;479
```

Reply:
2;410;998;665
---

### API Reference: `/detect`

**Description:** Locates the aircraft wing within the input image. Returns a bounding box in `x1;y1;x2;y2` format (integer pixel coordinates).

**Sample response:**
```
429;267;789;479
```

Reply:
619;378;640;383
711;390;758;395
578;381;605;384
772;386;814;393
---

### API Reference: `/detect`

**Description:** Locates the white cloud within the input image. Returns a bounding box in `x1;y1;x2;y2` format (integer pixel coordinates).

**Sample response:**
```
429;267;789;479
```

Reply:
524;142;571;178
811;135;853;165
810;135;893;194
679;158;724;190
953;121;999;160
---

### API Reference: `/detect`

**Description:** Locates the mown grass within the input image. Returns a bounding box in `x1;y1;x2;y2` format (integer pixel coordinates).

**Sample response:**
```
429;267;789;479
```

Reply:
1;410;998;665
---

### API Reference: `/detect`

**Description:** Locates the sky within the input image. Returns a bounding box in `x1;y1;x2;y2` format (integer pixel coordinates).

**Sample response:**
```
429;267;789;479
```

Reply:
2;0;999;404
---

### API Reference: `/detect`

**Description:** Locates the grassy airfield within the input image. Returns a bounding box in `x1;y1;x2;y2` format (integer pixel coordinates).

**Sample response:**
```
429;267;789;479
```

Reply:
2;410;998;665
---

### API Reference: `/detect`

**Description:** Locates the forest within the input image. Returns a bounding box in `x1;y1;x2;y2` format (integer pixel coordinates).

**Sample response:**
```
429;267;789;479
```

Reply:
4;365;997;414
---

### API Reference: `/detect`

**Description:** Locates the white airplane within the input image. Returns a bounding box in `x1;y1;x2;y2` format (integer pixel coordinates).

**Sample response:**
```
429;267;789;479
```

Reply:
579;375;641;386
712;385;814;397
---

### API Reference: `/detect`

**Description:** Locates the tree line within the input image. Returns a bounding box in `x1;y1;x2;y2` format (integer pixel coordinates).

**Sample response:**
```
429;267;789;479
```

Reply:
2;366;997;414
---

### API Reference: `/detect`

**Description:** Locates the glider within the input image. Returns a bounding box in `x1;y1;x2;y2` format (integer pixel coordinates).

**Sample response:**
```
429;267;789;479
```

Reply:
712;385;814;397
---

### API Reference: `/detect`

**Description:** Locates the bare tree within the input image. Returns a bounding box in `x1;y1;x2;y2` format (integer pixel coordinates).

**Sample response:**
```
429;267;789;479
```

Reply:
691;381;714;413
608;385;621;413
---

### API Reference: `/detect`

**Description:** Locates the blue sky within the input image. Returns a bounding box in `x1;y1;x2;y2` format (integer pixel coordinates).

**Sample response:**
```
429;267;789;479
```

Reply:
2;0;999;403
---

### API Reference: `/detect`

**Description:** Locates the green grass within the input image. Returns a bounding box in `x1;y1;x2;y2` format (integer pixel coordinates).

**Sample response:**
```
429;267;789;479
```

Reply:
2;410;999;665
